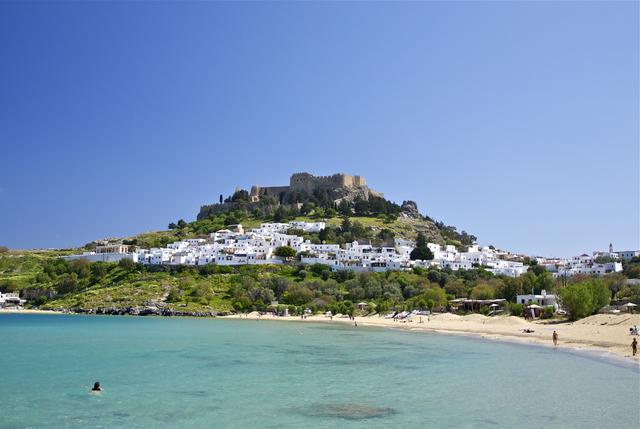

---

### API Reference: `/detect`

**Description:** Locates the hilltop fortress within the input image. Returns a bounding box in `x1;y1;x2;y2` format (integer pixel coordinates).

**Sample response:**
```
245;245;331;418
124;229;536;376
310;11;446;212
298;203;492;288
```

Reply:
198;172;383;219
249;172;379;202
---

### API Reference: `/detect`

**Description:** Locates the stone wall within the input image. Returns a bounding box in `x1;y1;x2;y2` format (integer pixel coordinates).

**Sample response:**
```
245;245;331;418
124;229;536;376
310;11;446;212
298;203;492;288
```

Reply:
249;185;290;202
289;172;367;194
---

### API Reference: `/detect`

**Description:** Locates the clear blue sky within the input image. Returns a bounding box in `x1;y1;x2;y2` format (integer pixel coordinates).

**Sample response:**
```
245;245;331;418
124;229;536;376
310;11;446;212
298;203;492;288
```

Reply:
0;1;637;257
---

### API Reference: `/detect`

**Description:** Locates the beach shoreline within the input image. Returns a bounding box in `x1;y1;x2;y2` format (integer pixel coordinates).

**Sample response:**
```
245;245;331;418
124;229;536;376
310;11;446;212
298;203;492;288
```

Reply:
2;308;638;363
0;308;63;315
222;312;640;364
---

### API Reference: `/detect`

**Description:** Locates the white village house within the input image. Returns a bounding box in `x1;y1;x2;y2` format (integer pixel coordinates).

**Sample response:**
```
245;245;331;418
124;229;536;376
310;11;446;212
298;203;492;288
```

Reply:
516;290;559;311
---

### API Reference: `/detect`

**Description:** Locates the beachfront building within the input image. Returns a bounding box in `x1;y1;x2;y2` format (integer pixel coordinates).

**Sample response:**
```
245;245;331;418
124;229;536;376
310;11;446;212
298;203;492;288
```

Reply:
516;290;559;311
0;292;26;308
449;298;507;314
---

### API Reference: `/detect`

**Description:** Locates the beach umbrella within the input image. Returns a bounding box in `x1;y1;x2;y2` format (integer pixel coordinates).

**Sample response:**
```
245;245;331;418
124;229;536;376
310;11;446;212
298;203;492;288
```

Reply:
624;303;638;307
489;303;500;316
528;304;542;309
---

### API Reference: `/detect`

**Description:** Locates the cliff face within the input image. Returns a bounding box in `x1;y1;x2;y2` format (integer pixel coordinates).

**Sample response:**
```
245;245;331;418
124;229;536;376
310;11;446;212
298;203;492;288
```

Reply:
330;185;383;204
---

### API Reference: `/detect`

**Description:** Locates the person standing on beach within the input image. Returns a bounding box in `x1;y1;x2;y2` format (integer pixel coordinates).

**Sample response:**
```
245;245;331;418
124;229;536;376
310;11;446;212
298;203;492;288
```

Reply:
552;331;558;346
632;338;638;356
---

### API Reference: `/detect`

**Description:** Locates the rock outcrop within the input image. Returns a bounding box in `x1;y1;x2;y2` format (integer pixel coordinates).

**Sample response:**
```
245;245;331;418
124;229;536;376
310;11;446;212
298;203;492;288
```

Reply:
400;200;421;219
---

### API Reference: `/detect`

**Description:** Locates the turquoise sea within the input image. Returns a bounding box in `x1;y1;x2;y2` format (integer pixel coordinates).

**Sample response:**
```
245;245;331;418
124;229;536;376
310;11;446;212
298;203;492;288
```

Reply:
0;314;638;429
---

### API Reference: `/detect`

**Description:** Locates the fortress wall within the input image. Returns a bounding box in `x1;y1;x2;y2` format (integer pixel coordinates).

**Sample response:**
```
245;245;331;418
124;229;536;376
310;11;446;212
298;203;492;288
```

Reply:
261;186;289;196
258;172;370;197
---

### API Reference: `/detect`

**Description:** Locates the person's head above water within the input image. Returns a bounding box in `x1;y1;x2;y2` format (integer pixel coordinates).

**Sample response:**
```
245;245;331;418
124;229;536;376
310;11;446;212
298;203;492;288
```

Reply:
92;381;101;391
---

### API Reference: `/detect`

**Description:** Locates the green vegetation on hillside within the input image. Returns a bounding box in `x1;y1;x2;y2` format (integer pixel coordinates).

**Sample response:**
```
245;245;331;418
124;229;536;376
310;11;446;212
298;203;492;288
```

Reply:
1;246;638;317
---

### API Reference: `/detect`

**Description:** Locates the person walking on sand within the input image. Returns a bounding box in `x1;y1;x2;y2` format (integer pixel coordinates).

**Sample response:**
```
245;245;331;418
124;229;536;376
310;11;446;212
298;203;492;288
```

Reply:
632;338;638;356
552;330;558;346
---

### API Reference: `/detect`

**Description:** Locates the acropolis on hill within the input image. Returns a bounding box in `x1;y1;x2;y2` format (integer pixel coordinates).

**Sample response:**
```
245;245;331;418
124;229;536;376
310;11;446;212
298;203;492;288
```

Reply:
248;172;381;202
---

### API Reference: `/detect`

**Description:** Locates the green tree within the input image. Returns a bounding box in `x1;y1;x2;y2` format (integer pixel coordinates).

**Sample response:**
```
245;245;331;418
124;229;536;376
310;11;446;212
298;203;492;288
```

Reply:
177;219;187;229
284;284;314;305
444;278;466;297
0;279;19;293
422;287;448;308
337;200;351;216
559;283;593;320
231;189;249;202
497;277;523;302
340;216;352;233
470;283;495;300
585;278;610;312
623;257;640;279
325;208;337;218
274;246;297;258
602;273;627;299
57;273;79;294
559;279;610;320
410;233;434;261
536;272;555;293
617;283;640;305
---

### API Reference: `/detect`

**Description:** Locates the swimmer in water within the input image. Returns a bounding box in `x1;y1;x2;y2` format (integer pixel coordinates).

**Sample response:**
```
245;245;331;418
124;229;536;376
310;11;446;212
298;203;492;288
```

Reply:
91;381;102;392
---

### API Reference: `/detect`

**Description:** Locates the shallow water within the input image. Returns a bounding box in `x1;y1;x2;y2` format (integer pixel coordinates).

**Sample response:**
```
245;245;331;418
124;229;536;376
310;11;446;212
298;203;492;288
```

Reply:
0;314;638;428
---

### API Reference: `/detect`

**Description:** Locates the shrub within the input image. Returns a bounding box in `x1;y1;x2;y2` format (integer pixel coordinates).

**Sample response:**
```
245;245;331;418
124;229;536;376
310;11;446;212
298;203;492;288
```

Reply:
0;279;20;293
509;303;524;316
32;296;49;306
118;258;136;271
541;306;555;319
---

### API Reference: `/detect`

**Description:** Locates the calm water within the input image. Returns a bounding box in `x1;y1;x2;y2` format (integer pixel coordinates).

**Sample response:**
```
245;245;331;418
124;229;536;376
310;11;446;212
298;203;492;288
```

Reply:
0;314;638;429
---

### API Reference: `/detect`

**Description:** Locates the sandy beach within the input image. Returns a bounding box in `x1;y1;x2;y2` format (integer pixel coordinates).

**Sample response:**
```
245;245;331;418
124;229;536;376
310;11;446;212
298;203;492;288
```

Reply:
0;308;62;315
224;312;640;363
